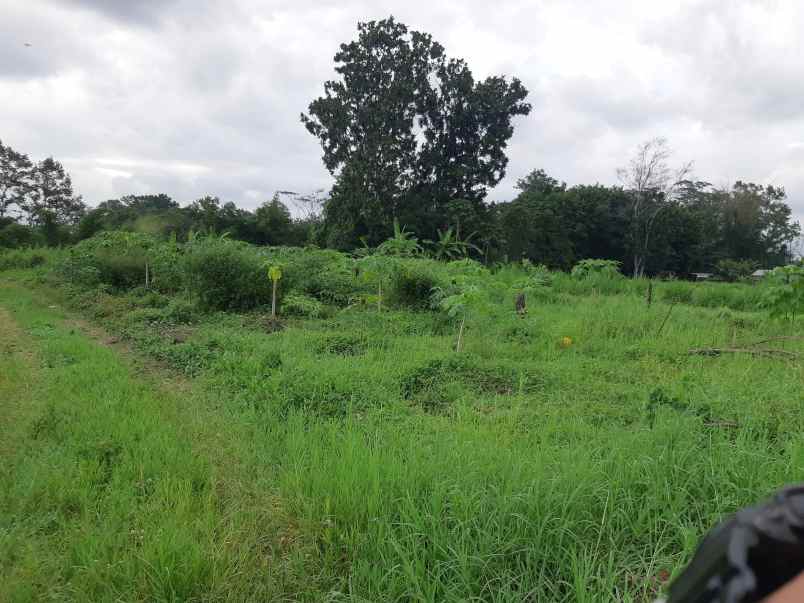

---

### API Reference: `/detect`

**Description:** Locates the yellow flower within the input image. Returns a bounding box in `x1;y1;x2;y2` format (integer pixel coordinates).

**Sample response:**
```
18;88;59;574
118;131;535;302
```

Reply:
560;336;573;348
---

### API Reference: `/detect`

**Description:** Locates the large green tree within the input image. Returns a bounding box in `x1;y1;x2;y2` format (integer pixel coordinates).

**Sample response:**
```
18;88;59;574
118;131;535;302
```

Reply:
0;139;34;220
302;17;531;247
255;194;293;246
28;157;85;225
498;170;629;269
718;181;800;266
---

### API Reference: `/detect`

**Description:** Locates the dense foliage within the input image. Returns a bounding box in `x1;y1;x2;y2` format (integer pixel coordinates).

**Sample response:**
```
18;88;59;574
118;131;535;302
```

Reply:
302;17;531;247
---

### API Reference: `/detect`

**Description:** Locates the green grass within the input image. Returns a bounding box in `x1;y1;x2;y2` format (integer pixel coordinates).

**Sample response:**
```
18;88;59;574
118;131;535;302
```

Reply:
1;269;803;601
0;283;326;602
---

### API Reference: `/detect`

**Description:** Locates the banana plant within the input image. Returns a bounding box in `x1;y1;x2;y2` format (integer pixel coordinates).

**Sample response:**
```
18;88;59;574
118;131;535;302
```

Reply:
376;219;422;257
425;227;480;261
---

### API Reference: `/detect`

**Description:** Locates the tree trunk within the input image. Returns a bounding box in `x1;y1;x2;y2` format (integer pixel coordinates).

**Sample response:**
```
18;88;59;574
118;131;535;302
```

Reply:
633;254;644;279
456;315;465;352
377;281;382;311
271;279;277;318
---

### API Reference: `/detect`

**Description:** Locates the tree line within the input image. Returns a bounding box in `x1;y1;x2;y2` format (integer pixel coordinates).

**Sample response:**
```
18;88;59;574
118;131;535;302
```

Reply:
2;17;801;277
0;140;86;246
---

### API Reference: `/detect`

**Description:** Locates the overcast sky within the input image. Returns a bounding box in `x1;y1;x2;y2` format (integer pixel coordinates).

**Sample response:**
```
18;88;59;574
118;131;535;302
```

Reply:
1;0;802;223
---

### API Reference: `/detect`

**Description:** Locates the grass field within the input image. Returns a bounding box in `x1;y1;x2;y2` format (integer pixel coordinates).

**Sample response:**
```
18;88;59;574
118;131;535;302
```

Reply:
1;247;803;601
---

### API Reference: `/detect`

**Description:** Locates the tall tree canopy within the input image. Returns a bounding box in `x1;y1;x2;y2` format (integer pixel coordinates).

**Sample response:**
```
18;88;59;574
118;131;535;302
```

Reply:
302;17;531;248
0;139;33;220
29;157;85;225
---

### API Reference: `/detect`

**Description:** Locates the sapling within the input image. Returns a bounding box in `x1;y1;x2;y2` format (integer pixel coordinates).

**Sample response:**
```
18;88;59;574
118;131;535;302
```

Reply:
267;264;283;318
764;265;804;320
357;254;396;310
432;275;489;352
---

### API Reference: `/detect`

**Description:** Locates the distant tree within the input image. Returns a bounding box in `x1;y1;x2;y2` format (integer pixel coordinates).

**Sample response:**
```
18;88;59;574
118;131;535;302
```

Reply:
0;139;34;220
188;195;223;233
719;181;800;266
120;193;178;214
29;157;85;225
77;209;105;240
497;171;629;270
515;169;566;196
255;194;293;245
302;17;531;246
0;221;37;248
617;138;692;277
79;193;185;239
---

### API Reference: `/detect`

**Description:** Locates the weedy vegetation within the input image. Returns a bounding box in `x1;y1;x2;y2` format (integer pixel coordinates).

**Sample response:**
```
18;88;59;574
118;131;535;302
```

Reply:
1;237;803;602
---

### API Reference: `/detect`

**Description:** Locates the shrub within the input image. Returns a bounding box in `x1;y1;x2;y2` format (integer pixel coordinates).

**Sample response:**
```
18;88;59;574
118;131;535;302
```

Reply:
183;238;271;311
163;297;200;324
0;222;40;249
280;248;358;306
714;259;758;282
386;260;444;309
0;248;54;271
94;248;149;289
55;232;181;293
698;283;763;311
571;259;623;280
763;265;804;319
281;293;325;318
154;341;219;376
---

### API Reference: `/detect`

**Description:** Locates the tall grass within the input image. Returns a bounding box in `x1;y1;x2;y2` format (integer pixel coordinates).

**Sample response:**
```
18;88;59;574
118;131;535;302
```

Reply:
2;241;801;601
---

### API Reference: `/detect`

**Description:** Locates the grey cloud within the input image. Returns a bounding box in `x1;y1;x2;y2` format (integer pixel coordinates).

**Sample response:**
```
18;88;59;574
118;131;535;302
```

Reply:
61;0;179;25
0;0;802;224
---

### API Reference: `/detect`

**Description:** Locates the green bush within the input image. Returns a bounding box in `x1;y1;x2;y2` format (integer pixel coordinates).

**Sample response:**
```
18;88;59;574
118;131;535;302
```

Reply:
281;293;325;318
0;222;41;249
183;238;271;311
714;259;758;282
277;368;379;418
695;283;763;311
163;297;200;324
0;248;54;271
279;248;359;305
94;248;148;289
56;232;181;293
386;260;444;310
763;265;804;319
571;259;623;280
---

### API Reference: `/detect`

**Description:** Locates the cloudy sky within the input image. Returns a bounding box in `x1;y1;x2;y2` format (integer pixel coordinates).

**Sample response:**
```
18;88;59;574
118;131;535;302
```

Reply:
1;0;802;222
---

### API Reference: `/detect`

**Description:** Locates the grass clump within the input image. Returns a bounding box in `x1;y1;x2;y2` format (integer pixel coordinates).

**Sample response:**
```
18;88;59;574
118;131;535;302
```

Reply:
316;332;369;356
401;355;521;411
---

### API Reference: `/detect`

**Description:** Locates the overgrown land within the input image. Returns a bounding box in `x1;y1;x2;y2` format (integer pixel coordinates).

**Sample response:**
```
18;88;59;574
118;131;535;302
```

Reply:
1;14;803;603
1;238;802;602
